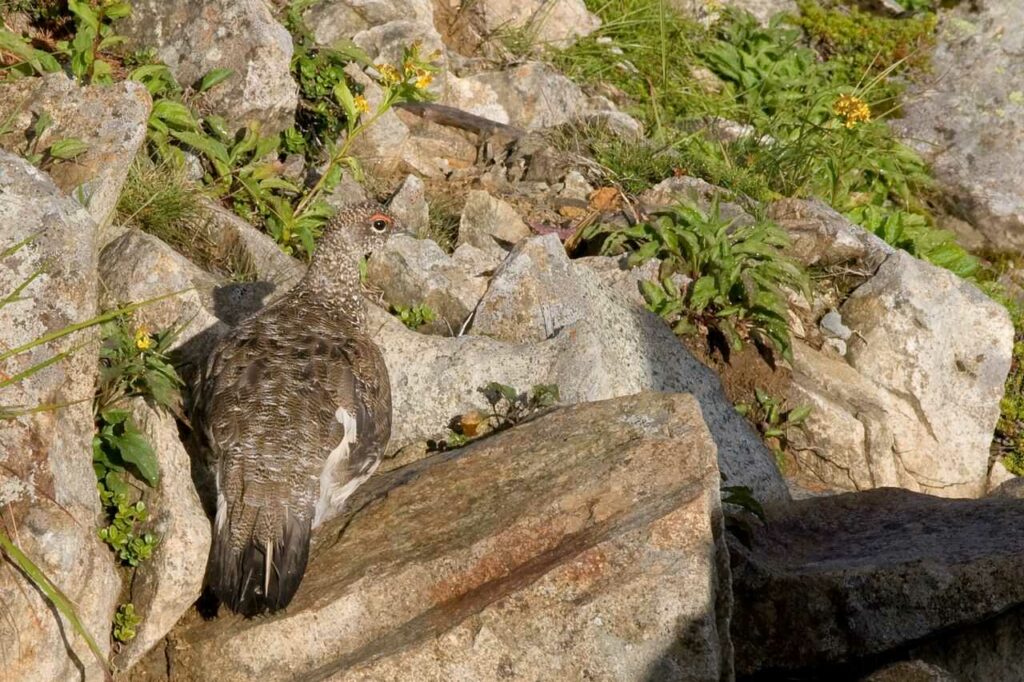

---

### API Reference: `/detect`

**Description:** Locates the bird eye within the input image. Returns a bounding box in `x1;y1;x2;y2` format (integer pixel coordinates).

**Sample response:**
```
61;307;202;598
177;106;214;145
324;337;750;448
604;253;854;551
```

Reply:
369;213;391;232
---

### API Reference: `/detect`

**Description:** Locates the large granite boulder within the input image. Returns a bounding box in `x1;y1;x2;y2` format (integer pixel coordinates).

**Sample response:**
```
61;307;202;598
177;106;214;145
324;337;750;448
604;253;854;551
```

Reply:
467;0;600;49
111;399;210;672
893;1;1024;250
0;152;120;681
770;200;1013;498
151;393;733;681
0;73;150;234
121;0;296;135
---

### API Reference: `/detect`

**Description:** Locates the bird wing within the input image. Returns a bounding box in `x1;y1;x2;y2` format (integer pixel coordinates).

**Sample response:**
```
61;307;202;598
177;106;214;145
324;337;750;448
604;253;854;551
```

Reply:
200;301;390;613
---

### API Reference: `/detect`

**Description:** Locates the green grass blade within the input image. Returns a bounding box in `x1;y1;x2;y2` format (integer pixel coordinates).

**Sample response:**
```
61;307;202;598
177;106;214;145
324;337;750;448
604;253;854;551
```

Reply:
0;529;112;680
0;289;187;365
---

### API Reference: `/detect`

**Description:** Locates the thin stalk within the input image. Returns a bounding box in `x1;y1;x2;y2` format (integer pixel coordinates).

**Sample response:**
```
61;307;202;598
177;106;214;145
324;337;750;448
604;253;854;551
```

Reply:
0;290;185;365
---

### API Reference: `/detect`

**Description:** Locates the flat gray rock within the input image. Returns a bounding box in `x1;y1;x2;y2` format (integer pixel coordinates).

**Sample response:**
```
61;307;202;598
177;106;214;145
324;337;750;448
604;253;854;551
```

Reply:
731;487;1024;676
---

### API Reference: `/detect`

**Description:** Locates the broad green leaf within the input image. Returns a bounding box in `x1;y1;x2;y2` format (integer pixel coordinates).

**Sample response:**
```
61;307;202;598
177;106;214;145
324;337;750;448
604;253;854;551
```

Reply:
198;67;234;93
170;130;230;164
113;424;160;487
689;276;717;312
33;111;53;139
333;79;357;121
100;408;130;425
48;138;89;160
639;280;665;308
68;0;100;31
97;35;127;50
152;99;198;131
787;405;812;425
105;2;132;19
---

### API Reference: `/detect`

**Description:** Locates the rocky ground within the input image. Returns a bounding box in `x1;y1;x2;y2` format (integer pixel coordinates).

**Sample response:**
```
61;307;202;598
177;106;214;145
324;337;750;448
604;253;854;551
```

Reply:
2;0;1024;680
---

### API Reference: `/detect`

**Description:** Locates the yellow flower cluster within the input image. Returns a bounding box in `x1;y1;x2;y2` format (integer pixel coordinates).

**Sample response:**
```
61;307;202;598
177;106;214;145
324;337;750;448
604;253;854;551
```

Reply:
376;63;401;85
354;94;370;114
134;326;153;351
834;94;871;129
414;69;433;90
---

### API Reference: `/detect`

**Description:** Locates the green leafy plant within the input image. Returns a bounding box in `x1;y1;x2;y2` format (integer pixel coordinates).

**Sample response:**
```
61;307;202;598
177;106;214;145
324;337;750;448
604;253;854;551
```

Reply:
735;388;811;470
90;315;182;568
96;482;158;567
0;27;62;78
7;109;90;169
112;602;141;643
93;406;159;490
555;1;968;286
95;316;183;413
283;0;368;154
479;382;561;428
591;200;808;361
846;205;978;278
989;291;1024;476
59;0;132;85
137;40;436;256
392;303;436;330
793;0;936;107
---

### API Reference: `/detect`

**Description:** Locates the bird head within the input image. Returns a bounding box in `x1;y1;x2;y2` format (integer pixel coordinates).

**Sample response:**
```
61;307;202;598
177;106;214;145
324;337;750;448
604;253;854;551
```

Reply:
321;201;408;261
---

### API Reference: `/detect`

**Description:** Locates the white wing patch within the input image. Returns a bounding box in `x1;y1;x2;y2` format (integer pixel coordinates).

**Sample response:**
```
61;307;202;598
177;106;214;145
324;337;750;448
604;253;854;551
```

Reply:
313;406;358;528
215;468;227;532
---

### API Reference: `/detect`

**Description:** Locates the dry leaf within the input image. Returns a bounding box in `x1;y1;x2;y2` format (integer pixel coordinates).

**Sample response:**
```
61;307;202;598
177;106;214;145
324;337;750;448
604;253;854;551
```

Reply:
588;186;621;211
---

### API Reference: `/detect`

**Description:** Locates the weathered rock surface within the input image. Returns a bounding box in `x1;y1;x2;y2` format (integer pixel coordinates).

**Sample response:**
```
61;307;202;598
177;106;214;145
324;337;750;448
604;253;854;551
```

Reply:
468;0;601;49
304;0;445;69
906;603;1024;682
160;393;734;682
864;660;958;682
840;251;1011;494
122;0;296;135
893;1;1024;250
365;234;488;334
112;399;210;672
768;198;893;270
457;188;532;263
765;200;1014;498
0;73;150;232
387;174;430;236
458;63;588;130
0;152;119;681
731;487;1024;676
194;199;304;290
99;230;227;364
470;235;789;502
671;0;796;25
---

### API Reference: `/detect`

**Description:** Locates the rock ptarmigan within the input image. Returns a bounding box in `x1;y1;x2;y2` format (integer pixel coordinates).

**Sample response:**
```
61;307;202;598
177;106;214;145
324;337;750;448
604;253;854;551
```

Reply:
197;202;402;616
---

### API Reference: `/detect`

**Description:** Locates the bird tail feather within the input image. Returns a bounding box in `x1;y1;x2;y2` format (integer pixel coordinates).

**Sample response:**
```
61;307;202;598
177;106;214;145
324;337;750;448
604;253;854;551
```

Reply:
208;503;311;617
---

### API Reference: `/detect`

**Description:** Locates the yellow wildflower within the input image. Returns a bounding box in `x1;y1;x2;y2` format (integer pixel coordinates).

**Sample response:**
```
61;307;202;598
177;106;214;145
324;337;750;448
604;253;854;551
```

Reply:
415;69;433;90
353;95;370;114
834;94;871;129
376;63;401;85
134;326;153;351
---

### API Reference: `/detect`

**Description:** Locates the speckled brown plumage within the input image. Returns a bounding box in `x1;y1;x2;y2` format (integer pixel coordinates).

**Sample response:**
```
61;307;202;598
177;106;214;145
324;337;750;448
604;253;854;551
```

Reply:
197;203;402;616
